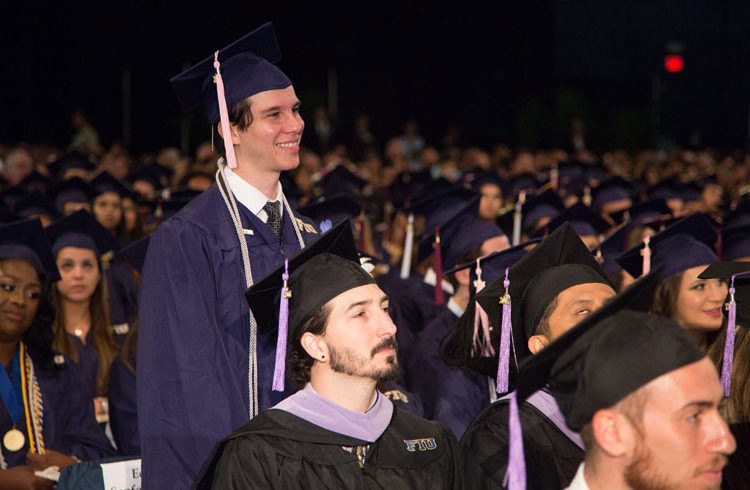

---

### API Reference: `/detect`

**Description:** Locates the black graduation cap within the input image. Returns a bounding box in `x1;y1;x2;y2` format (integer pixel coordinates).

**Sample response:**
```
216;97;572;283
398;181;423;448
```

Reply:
467;169;507;194
128;166;165;193
14;193;57;222
119;235;151;274
0;218;60;280
416;197;482;264
245;220;374;391
385;170;435;211
433;210;505;271
597;224;629;275
722;224;750;260
50;177;93;211
320;165;368;197
519;189;564;234
444;238;540;285
646;178;683;202
591;176;633;212
724;197;750;230
508;172;540;197
476;223;611;364
298;193;363;232
18;170;51;196
608;199;672;228
530;202;611;239
616;212;718;281
680;181;702;203
170;22;291;123
46;209;121;255
88;171;133;198
47;151;95;181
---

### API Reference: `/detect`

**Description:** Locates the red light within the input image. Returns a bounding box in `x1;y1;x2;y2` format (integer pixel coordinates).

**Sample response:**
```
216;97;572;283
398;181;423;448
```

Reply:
665;55;684;73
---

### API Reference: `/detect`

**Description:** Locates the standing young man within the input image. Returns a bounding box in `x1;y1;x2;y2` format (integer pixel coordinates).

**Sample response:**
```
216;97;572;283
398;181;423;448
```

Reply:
194;224;461;489
137;23;318;489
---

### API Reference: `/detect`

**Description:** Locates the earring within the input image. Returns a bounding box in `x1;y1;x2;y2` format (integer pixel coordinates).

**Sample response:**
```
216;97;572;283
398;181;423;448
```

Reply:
321;354;326;359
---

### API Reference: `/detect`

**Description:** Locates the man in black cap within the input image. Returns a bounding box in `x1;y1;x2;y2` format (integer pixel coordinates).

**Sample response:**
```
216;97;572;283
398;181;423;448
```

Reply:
137;23;318;488
515;296;736;489
193;222;460;489
461;223;616;489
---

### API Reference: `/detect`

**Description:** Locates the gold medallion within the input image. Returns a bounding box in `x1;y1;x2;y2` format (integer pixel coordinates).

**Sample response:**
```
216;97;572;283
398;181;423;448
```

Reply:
3;428;25;452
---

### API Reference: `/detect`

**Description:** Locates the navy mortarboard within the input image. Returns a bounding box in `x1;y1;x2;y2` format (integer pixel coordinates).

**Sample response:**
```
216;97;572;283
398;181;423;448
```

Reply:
46;209;121;256
0;218;60;280
50;177;93;216
530;202;610;247
88;171;133;199
47;151;95;182
721;224;750;261
591;176;633;220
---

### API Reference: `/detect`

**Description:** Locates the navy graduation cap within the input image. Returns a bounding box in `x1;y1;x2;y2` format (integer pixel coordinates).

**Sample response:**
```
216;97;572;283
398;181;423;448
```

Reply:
88;171;133;199
46;209;122;255
47;151;95;181
724;197;750;229
591;176;633;213
596;224;629;276
722;223;750;261
321;165;368;198
608;199;672;228
0;219;60;280
530;202;610;240
170;22;290;124
120;235;151;275
50;177;93;212
616;212;718;281
14;193;57;222
299;193;363;231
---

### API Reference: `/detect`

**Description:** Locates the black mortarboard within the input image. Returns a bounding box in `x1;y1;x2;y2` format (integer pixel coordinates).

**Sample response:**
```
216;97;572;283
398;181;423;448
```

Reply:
476;223;611;364
320;165;368;197
14;193;57;222
88;171;133;198
444;238;540;285
467;170;507;195
434;212;505;271
50;177;93;211
616;212;718;281
119;235;151;274
18;170;51;196
0;219;60;280
128;166;165;193
531;202;611;239
646;178;683;202
407;186;479;233
245;220;374;391
170;22;291;123
721;224;750;261
46;151;95;181
299;193;364;232
416;197;482;264
597;224;629;276
724;197;750;230
46;209;121;255
508;172;540;197
519;189;564;234
609;199;672;228
680;181;702;203
591;176;633;212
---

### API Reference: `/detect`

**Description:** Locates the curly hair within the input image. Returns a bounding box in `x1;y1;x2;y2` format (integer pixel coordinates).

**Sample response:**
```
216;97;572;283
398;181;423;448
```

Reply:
21;276;60;374
288;305;331;388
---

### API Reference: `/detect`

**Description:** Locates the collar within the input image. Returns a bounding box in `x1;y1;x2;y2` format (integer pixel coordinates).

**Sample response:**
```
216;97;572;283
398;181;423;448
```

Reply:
423;267;455;295
446;297;465;318
272;383;394;443
224;167;283;222
564;463;591;490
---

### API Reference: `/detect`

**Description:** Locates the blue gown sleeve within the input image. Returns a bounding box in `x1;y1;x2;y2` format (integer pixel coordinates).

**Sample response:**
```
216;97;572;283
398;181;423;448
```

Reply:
107;356;140;456
136;218;248;490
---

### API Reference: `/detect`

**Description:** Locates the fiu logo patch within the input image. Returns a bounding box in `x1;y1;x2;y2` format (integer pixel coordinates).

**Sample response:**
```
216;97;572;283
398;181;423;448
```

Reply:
403;438;437;452
383;390;409;403
295;217;318;234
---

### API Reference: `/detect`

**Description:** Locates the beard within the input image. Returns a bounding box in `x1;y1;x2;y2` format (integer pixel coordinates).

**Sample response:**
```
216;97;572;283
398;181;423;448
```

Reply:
328;336;399;382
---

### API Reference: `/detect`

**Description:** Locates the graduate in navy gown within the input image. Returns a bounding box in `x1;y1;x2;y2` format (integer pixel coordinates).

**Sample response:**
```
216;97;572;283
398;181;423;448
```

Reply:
0;219;114;486
137;23;318;489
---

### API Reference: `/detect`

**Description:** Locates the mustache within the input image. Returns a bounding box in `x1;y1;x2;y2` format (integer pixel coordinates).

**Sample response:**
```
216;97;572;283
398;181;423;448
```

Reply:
371;337;398;357
694;455;729;476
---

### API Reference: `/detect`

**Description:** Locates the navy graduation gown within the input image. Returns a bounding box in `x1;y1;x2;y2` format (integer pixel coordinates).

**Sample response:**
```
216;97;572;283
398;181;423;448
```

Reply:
137;185;317;490
406;308;491;439
0;355;115;468
105;256;138;326
68;331;99;398
108;355;139;456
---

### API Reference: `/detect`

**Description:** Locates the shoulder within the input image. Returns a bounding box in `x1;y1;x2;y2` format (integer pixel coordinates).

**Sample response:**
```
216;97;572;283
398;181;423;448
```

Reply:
288;205;319;236
386;406;458;448
462;398;564;448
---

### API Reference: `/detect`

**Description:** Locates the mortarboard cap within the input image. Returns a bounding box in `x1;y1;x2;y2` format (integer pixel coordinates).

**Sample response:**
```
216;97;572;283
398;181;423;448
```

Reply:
721;224;750;261
609;199;672;228
616;212;718;281
128;166;165;193
18;171;51;197
46;151;95;181
14;193;57;222
519;189;564;234
416;197;481;264
531;202;610;240
299;193;364;231
119;235;151;274
50;177;93;211
320;165;368;197
508;172;540;197
88;171;133;198
435;213;505;271
0;219;60;280
591;176;633;212
46;209;121;255
646;178;683;202
724;197;750;230
170;22;291;123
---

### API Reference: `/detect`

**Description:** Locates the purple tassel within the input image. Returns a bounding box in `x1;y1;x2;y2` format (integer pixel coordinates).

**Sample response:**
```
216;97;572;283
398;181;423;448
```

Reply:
496;267;512;394
721;282;736;396
503;391;526;490
272;259;291;392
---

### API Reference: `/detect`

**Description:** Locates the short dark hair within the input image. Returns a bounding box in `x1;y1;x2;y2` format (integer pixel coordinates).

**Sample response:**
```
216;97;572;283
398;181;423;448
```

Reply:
214;97;254;157
580;384;651;451
534;296;558;337
288;304;331;388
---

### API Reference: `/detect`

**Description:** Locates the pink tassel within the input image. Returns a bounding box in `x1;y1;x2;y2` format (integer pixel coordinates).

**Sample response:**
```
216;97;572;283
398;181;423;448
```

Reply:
641;235;651;276
721;281;737;396
496;267;512;394
213;51;239;170
434;227;444;306
472;259;495;357
504;391;526;490
272;259;291;392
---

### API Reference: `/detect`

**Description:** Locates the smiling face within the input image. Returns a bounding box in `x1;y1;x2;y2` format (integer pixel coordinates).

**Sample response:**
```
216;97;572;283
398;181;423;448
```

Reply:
0;259;42;343
673;265;727;333
314;283;398;382
622;357;736;490
55;247;101;304
233;86;305;175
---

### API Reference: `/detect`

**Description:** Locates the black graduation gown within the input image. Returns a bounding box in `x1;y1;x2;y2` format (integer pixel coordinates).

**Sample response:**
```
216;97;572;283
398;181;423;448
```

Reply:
193;406;462;490
460;399;583;490
137;185;318;489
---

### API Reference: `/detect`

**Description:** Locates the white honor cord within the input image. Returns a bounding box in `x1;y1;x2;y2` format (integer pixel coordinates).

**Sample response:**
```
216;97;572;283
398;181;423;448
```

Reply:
215;161;306;418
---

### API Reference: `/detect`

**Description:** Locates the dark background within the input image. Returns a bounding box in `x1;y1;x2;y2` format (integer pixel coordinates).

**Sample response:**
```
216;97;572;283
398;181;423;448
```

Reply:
3;1;750;155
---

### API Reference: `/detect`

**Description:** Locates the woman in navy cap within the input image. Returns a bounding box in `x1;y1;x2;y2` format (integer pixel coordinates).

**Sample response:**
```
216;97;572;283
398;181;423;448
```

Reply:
617;212;727;350
46;210;120;424
88;171;130;243
0;219;114;486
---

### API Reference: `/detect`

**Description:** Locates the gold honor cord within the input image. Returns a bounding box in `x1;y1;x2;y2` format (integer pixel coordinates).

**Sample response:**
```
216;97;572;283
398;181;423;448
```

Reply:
19;344;44;454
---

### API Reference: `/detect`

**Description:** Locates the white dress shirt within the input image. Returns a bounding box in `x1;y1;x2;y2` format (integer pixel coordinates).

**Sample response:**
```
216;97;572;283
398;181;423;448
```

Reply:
224;167;283;223
565;463;591;490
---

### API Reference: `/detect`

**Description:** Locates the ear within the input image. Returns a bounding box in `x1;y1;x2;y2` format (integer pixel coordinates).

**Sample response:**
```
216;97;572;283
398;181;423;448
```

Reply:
300;332;328;363
216;122;242;146
527;334;549;354
591;409;631;458
454;268;471;287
